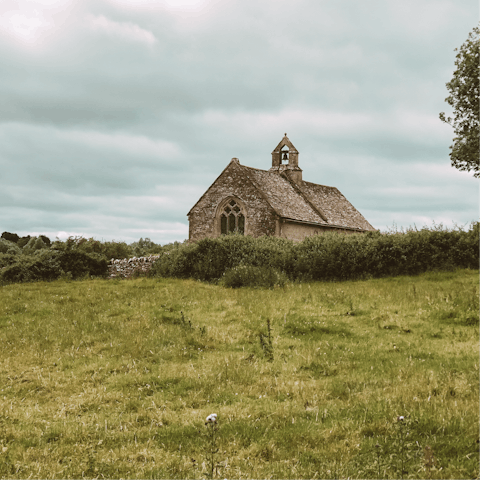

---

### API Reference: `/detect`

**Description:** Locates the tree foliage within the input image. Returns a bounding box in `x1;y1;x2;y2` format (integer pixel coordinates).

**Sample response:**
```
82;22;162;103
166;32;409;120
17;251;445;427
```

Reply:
440;25;479;177
1;232;20;244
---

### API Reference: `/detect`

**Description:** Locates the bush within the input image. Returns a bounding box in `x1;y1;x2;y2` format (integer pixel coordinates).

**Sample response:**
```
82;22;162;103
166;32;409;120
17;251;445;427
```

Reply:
51;236;133;260
0;238;21;255
17;236;31;248
221;265;288;288
150;223;479;284
0;251;63;283
0;253;19;269
55;251;108;279
130;238;163;257
0;250;108;284
150;235;294;281
22;236;49;256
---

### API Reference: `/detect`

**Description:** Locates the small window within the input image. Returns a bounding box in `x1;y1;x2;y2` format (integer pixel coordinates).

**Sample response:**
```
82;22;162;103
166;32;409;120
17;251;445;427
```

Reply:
220;199;245;235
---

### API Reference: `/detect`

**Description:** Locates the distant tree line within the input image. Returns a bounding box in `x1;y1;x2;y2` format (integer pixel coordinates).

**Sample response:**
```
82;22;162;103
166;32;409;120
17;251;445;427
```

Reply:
0;233;180;284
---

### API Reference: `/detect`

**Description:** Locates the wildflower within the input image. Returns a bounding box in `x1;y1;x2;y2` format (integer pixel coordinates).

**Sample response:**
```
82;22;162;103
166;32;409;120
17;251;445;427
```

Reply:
205;413;217;425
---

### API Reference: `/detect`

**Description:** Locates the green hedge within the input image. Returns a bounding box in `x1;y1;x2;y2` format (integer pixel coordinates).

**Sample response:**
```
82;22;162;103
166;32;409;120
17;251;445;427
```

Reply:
220;265;288;288
0;250;108;284
150;223;479;283
150;235;295;281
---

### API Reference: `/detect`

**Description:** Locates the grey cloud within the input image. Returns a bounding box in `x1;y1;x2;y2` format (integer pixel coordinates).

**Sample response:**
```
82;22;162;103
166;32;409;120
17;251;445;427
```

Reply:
0;0;477;243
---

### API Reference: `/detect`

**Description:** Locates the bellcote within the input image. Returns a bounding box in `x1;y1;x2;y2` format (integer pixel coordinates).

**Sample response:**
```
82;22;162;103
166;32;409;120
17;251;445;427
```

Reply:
270;133;302;183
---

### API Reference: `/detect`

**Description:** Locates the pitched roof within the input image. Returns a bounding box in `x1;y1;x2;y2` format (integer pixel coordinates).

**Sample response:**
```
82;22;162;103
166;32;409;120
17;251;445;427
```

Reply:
299;181;375;231
241;164;375;232
188;156;375;232
243;166;328;225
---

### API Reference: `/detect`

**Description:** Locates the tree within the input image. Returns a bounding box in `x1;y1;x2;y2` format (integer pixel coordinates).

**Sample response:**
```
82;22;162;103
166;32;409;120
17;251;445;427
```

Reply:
439;25;479;178
39;235;51;247
17;236;31;248
1;232;20;244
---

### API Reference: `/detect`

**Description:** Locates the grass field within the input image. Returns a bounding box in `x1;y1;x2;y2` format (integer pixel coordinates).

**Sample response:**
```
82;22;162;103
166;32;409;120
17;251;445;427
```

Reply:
0;269;478;479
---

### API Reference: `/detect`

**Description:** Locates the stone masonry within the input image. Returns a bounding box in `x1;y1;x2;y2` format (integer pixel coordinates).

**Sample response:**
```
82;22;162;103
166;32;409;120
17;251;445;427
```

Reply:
187;134;376;242
108;255;160;279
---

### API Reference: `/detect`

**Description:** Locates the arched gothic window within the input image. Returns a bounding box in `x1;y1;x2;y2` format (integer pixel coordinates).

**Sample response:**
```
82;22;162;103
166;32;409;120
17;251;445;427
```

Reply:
220;199;245;235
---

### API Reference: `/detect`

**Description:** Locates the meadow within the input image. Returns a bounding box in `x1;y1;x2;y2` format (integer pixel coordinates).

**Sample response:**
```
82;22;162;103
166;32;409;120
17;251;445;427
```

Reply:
0;269;478;479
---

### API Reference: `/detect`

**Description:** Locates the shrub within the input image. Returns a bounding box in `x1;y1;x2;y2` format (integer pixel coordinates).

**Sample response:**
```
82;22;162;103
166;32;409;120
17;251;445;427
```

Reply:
150;222;478;284
221;265;288;288
150;235;294;281
0;253;19;269
130;238;163;257
0;238;21;255
0;250;108;284
0;251;62;283
102;241;132;260
55;251;108;279
17;236;31;248
22;236;49;256
51;236;133;260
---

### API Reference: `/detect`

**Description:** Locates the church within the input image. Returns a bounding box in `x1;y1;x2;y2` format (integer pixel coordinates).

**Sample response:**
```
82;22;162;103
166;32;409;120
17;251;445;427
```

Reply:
188;134;376;242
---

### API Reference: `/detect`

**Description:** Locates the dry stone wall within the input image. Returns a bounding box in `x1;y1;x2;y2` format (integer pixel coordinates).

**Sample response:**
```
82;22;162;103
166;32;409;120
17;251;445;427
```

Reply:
108;255;160;279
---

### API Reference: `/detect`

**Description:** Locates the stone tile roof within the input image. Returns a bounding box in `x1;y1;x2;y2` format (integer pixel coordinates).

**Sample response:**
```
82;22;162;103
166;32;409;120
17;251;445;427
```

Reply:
300;181;375;231
244;166;328;225
242;165;375;231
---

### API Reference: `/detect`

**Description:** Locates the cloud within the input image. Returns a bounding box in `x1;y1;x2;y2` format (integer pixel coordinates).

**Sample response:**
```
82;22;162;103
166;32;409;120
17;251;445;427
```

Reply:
0;0;76;46
0;0;476;243
88;14;156;45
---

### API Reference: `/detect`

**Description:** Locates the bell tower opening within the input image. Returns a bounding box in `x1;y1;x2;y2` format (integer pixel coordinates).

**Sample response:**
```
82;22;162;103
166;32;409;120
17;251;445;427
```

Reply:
270;133;303;183
280;145;289;164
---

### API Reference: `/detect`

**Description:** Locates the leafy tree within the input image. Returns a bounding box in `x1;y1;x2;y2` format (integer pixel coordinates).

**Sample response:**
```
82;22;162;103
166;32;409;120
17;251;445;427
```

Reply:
0;238;21;255
130;238;161;257
22;236;49;255
39;235;51;247
1;232;20;244
17;236;31;248
440;25;479;177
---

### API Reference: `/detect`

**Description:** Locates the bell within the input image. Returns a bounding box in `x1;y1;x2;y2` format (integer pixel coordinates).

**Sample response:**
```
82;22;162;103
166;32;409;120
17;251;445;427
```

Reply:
282;152;288;161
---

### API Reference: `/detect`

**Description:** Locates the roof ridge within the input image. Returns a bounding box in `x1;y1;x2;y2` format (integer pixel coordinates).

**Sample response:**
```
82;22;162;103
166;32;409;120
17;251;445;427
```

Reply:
281;172;329;223
246;166;328;225
302;180;336;189
241;165;270;173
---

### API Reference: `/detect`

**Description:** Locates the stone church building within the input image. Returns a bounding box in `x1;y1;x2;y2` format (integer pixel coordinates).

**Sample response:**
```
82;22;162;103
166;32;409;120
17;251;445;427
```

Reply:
188;134;375;242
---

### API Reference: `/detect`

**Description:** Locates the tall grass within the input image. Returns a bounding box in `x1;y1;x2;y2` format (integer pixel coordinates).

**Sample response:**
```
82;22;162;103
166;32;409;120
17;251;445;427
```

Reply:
0;269;478;478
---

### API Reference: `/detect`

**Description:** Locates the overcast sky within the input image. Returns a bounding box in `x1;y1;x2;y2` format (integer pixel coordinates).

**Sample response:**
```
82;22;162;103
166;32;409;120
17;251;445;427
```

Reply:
0;0;477;244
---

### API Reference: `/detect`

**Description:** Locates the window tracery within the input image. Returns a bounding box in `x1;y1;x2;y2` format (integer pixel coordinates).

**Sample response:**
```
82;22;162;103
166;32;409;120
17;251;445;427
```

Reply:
220;199;245;235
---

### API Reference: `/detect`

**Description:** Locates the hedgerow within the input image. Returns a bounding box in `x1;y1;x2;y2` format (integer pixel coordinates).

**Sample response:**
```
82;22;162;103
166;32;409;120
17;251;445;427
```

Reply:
149;235;295;281
150;222;479;283
0;249;108;284
0;234;172;284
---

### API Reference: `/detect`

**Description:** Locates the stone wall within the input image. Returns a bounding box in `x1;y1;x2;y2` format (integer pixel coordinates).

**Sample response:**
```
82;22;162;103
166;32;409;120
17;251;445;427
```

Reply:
188;159;277;241
108;255;160;279
279;221;358;242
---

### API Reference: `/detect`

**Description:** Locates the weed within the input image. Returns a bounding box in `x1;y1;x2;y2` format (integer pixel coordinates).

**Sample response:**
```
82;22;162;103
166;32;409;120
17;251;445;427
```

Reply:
259;318;274;361
204;414;221;479
391;416;421;479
